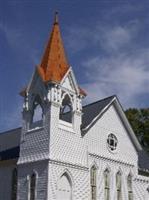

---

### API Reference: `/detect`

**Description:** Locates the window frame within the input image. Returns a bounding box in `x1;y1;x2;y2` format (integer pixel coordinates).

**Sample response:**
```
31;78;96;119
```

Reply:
28;172;38;200
116;171;122;200
107;133;118;152
104;169;110;200
127;174;133;200
59;94;73;124
90;165;97;200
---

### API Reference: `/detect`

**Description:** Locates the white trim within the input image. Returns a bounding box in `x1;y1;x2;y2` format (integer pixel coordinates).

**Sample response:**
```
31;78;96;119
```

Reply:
59;120;74;133
61;91;73;105
83;97;115;131
60;67;79;94
26;68;39;94
89;161;98;170
82;96;142;152
27;175;30;200
56;169;74;200
104;168;111;200
89;153;135;167
32;170;38;200
58;168;74;187
113;98;142;151
106;133;118;154
90;164;97;200
104;166;111;173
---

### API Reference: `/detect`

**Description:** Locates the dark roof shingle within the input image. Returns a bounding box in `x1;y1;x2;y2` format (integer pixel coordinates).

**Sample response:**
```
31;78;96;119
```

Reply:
0;146;20;161
81;95;115;129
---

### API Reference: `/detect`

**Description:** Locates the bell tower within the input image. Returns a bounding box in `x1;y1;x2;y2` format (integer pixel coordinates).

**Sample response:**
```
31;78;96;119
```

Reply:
17;13;86;200
20;12;86;137
18;10;86;168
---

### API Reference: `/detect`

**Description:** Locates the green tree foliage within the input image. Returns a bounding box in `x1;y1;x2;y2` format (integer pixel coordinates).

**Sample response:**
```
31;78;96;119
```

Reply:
125;108;149;152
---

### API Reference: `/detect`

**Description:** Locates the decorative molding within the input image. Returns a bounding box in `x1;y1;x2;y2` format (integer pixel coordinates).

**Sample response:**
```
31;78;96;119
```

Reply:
17;156;49;165
26;127;44;134
134;177;149;183
49;159;88;171
89;153;134;167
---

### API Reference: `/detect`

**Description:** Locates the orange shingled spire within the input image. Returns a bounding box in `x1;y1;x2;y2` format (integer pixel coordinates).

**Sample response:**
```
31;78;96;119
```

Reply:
20;13;86;97
38;12;69;83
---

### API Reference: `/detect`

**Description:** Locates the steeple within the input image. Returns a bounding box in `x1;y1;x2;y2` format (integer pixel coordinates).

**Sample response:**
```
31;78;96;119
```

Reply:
38;12;69;83
20;12;86;97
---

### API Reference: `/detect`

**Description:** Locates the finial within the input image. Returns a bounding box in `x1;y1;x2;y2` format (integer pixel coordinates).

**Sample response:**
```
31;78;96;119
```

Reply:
54;11;59;24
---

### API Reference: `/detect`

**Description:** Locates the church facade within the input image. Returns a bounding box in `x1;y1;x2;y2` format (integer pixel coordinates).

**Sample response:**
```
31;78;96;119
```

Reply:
0;14;149;200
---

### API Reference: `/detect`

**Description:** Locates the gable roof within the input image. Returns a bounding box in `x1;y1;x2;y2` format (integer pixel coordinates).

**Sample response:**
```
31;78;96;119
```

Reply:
138;150;149;171
1;96;149;171
82;95;115;129
82;95;143;152
0;146;20;161
0;128;21;162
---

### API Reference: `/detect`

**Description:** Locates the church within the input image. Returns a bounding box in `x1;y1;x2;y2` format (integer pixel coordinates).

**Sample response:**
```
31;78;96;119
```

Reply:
0;13;149;200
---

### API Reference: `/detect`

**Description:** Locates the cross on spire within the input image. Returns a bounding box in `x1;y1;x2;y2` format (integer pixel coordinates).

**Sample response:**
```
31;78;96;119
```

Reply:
54;11;59;24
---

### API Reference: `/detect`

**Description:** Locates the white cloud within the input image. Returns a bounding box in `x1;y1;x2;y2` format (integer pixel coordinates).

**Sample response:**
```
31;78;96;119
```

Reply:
0;20;39;64
82;50;149;108
66;19;149;108
65;26;93;53
65;20;139;54
97;25;135;52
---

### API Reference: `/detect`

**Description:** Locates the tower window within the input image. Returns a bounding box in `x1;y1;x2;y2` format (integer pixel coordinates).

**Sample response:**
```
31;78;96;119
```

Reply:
60;94;72;123
32;104;43;123
30;95;43;129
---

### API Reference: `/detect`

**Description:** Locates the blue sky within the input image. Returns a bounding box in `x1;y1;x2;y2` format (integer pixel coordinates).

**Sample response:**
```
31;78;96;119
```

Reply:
0;0;149;132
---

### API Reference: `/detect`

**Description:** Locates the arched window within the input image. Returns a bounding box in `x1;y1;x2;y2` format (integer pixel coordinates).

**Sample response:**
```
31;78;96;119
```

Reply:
116;171;122;200
59;94;73;123
30;95;43;129
11;168;17;200
57;172;72;200
104;169;110;200
32;104;43;123
127;174;133;200
30;173;36;200
91;165;97;200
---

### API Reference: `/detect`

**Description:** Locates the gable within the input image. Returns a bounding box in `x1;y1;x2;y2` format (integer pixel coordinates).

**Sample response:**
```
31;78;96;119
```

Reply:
82;96;114;130
27;69;46;95
61;68;79;94
84;102;140;165
61;75;75;91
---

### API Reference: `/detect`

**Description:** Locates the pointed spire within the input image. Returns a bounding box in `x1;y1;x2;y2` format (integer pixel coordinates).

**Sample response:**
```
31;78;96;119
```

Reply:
38;12;69;83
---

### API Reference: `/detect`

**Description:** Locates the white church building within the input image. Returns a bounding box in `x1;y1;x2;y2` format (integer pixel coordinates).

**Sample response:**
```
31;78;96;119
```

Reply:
0;13;149;200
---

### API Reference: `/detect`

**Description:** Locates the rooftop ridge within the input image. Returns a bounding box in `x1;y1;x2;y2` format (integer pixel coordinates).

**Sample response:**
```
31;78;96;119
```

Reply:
82;95;116;108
